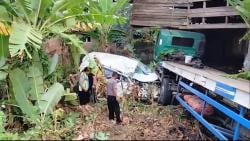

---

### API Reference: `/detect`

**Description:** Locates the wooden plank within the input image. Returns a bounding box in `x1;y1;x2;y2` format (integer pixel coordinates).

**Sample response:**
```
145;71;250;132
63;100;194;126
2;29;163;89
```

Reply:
134;0;190;4
133;14;187;19
133;7;186;11
202;1;206;23
132;17;187;23
133;3;189;8
189;6;239;17
189;11;239;18
189;6;237;14
133;0;211;4
181;23;247;29
133;8;188;13
133;12;186;16
133;9;188;14
189;0;211;2
131;20;188;27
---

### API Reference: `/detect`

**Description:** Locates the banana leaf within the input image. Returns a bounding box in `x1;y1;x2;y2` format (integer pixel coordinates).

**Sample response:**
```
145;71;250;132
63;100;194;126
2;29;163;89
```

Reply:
0;4;11;22
0;35;9;58
0;58;8;81
9;21;42;59
39;83;64;115
9;69;38;118
27;65;44;101
47;53;59;76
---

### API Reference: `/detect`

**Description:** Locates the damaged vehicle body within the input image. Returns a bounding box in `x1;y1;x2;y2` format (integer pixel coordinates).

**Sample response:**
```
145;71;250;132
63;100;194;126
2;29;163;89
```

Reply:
80;52;160;102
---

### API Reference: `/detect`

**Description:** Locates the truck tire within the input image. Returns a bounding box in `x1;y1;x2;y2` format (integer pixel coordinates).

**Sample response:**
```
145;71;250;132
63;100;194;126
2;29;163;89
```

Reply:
158;77;172;105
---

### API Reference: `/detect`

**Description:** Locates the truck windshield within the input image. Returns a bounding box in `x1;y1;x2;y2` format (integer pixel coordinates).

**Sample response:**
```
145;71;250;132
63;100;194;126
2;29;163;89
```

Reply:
134;62;152;75
172;37;194;47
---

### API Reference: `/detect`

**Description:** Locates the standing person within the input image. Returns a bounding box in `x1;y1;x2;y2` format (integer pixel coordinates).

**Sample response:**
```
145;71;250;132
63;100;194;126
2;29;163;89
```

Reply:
107;72;122;124
78;67;91;111
88;70;96;103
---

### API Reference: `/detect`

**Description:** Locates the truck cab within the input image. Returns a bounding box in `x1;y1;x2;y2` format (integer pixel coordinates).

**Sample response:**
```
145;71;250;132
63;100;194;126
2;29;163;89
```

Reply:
154;29;206;61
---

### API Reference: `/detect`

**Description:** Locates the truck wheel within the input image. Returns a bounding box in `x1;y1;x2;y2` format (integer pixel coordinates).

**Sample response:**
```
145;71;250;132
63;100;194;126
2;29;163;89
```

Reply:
158;78;172;105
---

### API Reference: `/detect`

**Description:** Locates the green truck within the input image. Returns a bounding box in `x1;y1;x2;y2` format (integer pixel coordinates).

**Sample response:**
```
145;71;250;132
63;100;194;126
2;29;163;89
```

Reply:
154;29;206;65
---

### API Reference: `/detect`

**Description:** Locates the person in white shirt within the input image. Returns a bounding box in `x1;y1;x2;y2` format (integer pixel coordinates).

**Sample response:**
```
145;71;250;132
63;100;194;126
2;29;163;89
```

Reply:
78;67;91;111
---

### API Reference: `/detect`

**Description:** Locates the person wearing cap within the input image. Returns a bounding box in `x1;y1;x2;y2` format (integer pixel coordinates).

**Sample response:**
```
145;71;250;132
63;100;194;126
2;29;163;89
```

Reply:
107;72;122;124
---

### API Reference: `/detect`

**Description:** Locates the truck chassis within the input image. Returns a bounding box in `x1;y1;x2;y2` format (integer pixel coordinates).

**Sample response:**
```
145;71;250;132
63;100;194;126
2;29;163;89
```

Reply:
157;61;250;140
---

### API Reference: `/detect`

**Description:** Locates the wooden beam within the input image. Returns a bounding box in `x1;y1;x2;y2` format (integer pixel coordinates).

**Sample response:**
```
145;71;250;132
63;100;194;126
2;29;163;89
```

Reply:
188;6;239;18
181;23;247;29
131;20;188;27
133;8;188;13
133;0;190;4
189;0;211;2
133;10;188;15
202;1;206;23
133;14;187;19
133;3;189;8
132;17;187;23
225;1;229;23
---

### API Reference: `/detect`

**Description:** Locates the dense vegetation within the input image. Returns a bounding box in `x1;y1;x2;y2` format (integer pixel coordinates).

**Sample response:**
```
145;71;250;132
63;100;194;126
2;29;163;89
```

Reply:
228;0;250;79
0;0;129;139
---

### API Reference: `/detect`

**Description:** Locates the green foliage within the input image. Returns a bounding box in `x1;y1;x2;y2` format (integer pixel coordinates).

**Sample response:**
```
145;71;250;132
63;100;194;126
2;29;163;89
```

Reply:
22;111;80;140
39;83;64;115
64;112;80;129
159;48;178;59
0;111;19;140
0;111;6;133
64;88;78;106
93;132;110;140
9;21;43;59
226;71;250;80
47;53;59;77
228;0;250;40
87;0;129;50
0;35;9;58
0;58;8;81
9;67;65;117
84;113;97;124
133;27;160;45
9;68;38;118
27;65;44;101
0;0;132;139
56;32;86;68
1;0;88;60
88;0;128;25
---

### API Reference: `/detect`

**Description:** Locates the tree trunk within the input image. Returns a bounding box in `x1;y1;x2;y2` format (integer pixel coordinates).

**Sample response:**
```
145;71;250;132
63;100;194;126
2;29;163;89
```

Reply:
243;41;250;71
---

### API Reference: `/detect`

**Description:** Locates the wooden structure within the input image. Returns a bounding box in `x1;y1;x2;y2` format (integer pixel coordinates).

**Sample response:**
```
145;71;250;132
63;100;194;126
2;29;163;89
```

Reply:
131;0;247;29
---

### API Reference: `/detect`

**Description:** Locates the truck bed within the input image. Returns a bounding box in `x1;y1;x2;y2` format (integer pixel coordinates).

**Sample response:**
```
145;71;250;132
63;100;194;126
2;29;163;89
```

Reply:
161;61;250;109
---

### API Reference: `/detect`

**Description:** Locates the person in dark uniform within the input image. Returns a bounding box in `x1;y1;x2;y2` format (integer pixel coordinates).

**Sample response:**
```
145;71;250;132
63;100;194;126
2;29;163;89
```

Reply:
107;72;122;124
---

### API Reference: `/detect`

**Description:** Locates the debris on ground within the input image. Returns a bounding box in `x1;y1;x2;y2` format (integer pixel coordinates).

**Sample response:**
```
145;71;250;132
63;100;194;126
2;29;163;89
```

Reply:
72;99;215;140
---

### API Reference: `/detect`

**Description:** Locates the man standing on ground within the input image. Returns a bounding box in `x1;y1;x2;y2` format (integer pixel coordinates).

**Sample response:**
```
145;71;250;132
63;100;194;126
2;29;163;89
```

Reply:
107;72;122;124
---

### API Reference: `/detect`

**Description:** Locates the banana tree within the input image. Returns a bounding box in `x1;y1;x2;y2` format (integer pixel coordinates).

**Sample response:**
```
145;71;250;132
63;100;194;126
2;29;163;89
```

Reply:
0;0;89;59
87;0;129;51
228;0;250;39
0;0;90;118
228;0;250;71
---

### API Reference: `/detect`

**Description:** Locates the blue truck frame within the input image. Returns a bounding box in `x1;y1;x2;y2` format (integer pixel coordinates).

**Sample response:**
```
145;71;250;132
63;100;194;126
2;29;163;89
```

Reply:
175;79;250;140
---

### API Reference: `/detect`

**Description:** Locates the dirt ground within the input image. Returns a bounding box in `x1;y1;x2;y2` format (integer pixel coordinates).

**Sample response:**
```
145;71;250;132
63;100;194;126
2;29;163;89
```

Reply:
71;98;215;140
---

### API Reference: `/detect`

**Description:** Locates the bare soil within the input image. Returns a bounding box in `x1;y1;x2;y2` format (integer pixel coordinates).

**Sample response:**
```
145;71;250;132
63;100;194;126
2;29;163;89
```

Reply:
72;99;215;140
